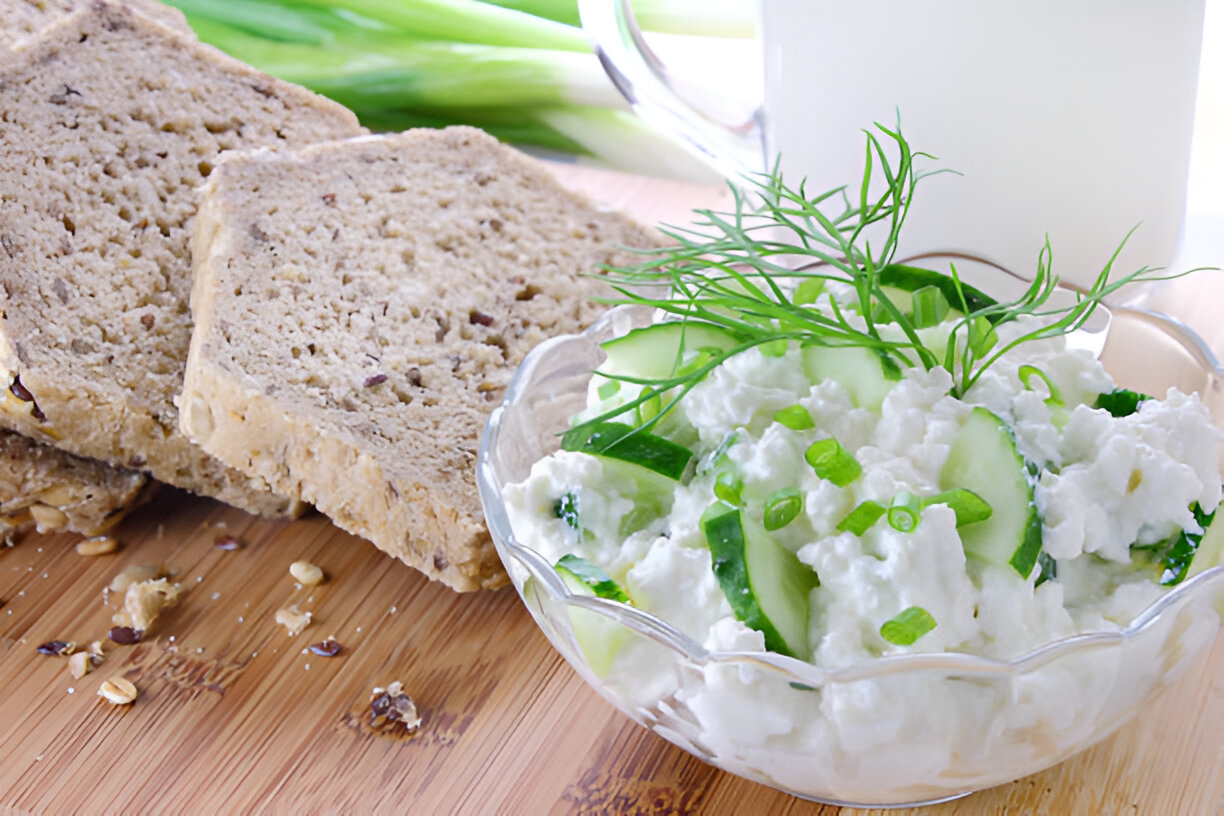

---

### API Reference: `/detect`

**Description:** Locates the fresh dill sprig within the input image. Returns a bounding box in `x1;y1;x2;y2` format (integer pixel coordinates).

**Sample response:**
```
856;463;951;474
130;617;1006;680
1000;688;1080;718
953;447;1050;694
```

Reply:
577;121;1197;433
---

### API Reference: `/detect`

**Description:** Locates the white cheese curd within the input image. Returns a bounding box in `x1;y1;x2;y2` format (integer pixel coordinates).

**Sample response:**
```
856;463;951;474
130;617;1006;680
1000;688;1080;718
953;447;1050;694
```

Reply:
502;308;1222;802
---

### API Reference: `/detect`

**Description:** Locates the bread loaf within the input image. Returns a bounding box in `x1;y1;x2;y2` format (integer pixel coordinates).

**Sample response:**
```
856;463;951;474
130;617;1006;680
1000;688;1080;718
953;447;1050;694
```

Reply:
181;128;658;590
0;1;365;516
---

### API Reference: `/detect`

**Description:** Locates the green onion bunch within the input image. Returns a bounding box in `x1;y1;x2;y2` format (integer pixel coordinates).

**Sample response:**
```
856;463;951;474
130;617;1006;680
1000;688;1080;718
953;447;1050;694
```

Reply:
165;0;752;177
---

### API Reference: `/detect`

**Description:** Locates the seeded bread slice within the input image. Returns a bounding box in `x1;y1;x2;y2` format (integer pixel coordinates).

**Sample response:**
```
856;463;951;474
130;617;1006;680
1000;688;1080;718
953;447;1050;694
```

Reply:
180;128;658;590
0;429;150;541
0;0;189;50
0;1;365;516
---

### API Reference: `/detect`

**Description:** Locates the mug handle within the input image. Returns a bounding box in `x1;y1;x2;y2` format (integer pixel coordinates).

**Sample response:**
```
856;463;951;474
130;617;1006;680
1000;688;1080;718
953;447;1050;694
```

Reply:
577;0;765;181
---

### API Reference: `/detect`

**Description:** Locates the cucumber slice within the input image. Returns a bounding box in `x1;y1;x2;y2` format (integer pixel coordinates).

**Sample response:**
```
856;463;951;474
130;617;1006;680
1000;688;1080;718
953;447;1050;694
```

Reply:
1187;511;1224;579
701;502;818;661
940;407;1042;577
877;263;998;319
562;421;693;481
557;554;630;603
588;321;745;427
600;321;744;379
555;557;630;678
801;344;902;411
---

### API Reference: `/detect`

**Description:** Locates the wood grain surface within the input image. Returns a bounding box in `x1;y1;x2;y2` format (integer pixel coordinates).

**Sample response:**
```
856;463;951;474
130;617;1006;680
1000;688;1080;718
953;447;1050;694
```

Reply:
0;164;1220;816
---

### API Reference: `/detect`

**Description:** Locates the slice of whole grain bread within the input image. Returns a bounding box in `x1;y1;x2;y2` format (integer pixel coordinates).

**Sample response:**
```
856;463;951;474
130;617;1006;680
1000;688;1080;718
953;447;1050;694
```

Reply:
0;0;188;50
0;1;365;516
0;428;150;541
180;127;658;590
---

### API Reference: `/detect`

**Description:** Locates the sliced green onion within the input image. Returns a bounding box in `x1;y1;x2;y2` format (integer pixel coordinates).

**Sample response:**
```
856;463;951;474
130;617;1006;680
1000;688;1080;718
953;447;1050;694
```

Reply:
553;491;579;530
634;391;663;426
773;404;815;431
836;500;886;535
556;554;630;603
887;491;922;533
880;606;937;646
596;379;620;401
804;438;861;487
763;487;804;531
923;488;992;527
760;338;789;357
1018;365;1063;407
910;285;950;328
714;471;743;506
968;315;998;357
793;278;825;306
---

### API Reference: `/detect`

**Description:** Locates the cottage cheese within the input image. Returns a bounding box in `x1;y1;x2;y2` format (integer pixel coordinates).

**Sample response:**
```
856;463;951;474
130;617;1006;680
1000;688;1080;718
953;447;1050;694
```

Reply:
501;312;1222;803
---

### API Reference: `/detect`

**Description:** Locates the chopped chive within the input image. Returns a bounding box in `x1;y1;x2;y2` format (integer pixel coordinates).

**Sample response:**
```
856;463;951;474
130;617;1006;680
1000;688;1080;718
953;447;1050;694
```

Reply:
968;315;998;357
1018;365;1063;407
880;606;937;646
923;488;992;527
596;379;620;401
763;487;803;531
887;491;922;533
556;554;630;603
773;404;815;430
553;491;579;530
793;278;825;305
760;338;789;357
714;471;743;506
804;438;861;487
910;285;949;328
836;500;886;535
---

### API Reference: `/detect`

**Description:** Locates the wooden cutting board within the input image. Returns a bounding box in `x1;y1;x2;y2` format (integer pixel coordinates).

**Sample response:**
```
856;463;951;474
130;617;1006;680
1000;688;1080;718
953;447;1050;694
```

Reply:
0;164;1220;816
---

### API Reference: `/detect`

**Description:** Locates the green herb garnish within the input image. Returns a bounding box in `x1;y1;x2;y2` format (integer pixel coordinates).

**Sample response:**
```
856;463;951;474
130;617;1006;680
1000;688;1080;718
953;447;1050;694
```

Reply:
572;121;1195;436
837;500;887;535
804;438;861;487
554;491;579;530
924;488;993;527
887;492;922;533
1132;502;1217;586
880;606;937;646
773;404;815;430
714;471;743;506
763;487;804;531
1095;388;1149;418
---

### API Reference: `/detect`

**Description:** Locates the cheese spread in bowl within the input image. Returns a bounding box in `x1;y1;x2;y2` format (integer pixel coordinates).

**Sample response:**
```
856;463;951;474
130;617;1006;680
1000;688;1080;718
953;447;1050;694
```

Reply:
476;265;1224;806
476;127;1223;805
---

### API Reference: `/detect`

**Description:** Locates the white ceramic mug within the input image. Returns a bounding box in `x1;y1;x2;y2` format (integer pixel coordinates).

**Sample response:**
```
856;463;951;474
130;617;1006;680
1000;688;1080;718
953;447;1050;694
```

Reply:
580;0;1206;287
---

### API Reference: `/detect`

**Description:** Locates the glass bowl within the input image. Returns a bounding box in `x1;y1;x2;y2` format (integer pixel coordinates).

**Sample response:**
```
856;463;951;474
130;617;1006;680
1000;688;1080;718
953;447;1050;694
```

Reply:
475;260;1224;807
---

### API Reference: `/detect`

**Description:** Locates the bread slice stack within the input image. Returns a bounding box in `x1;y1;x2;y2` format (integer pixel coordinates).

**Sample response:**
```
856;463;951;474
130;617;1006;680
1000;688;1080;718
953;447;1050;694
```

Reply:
180;128;658;590
0;1;364;518
1;2;658;588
